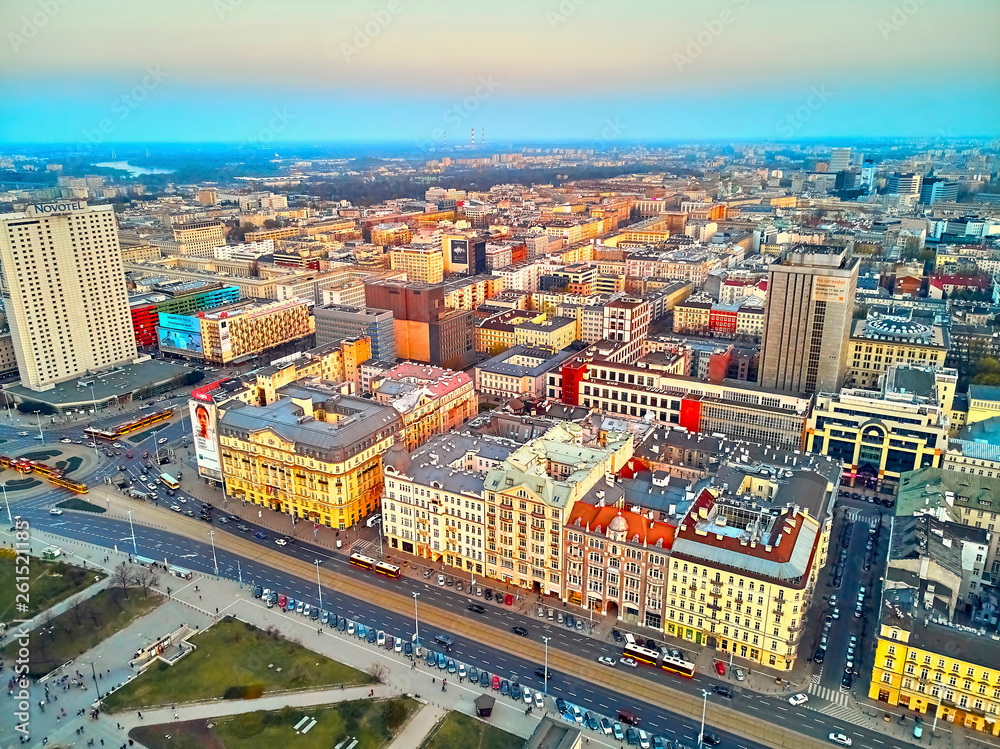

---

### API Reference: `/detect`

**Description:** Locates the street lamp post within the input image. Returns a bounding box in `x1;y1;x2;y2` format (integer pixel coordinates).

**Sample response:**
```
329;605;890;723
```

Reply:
412;592;420;642
208;530;218;576
34;411;43;443
88;385;100;459
127;510;137;555
542;635;551;697
151;430;160;464
698;689;710;748
314;560;323;611
90;660;103;707
2;482;12;528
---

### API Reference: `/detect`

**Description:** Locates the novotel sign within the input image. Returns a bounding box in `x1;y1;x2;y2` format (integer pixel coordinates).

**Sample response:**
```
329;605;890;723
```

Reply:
25;200;87;217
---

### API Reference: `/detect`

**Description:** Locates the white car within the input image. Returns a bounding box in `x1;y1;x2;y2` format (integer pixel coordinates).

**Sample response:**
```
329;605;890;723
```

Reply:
171;505;181;512
597;656;616;667
523;687;533;705
158;437;168;444
48;508;63;515
638;730;651;749
60;438;72;444
620;657;639;668
828;733;852;747
262;588;271;600
569;706;583;723
377;631;386;648
788;693;809;706
113;442;123;448
437;574;445;586
394;639;403;653
734;667;745;681
17;432;28;436
275;538;287;546
534;691;544;710
302;604;310;617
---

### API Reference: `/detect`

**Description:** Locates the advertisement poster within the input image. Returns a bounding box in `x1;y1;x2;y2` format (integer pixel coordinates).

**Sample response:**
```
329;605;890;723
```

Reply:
812;276;849;303
190;400;221;474
157;327;204;353
450;238;468;266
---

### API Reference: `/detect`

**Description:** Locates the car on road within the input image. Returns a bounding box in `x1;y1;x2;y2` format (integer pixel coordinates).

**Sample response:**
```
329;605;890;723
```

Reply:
511;626;528;637
48;508;63;515
789;693;809;706
617;709;640;726
700;732;721;746
714;660;726;676
238;524;250;532
842;671;853;688
814;647;826;663
17;432;27;436
598;656;616;667
158;437;168;444
713;685;734;698
170;505;182;512
828;733;853;747
620;657;638;668
467;603;486;614
534;666;551;681
275;538;287;546
253;531;268;540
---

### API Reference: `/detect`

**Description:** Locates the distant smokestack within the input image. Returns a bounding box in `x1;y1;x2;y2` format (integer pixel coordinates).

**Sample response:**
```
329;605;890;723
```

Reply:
471;127;475;146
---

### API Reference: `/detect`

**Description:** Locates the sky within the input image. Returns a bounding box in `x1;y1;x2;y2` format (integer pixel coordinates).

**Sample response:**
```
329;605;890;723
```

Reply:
1;0;998;146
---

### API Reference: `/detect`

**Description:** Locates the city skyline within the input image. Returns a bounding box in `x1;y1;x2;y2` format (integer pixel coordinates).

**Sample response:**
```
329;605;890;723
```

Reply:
2;0;999;144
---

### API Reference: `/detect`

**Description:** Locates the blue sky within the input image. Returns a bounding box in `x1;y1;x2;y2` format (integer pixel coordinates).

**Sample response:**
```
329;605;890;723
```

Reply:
1;0;997;145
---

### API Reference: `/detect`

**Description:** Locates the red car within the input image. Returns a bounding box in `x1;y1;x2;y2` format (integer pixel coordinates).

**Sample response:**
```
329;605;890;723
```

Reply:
714;660;726;676
492;675;500;690
278;594;287;609
504;593;514;606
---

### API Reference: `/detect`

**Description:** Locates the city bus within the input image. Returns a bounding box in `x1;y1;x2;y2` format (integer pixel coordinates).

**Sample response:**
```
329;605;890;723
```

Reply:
349;553;377;570
374;561;401;578
159;473;179;489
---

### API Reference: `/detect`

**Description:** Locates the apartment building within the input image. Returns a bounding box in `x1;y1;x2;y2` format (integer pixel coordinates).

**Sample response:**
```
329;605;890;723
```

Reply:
314;304;396;363
389;244;444;284
173;220;226;258
665;451;837;670
372;363;476;451
219;382;402;528
196;299;315;365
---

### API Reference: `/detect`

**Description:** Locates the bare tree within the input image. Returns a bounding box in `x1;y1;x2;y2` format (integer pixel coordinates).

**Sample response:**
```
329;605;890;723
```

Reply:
111;564;136;600
366;662;388;684
67;594;84;626
133;567;160;598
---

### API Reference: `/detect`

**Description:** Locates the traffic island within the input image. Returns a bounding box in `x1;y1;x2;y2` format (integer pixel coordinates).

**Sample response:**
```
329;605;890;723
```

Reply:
102;616;373;712
131;697;418;749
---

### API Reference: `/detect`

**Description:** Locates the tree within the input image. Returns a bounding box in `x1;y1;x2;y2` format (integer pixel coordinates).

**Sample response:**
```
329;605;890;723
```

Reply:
67;594;84;627
366;662;388;683
111;564;136;599
134;566;160;598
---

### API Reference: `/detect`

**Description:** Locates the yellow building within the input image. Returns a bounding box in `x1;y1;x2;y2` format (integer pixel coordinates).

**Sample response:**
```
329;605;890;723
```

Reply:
219;383;403;529
673;299;712;335
966;384;1000;426
389;245;444;284
869;514;996;736
254;336;371;400
370;222;412;247
665;455;837;671
806;365;954;485
173;220;225;258
197;298;315;365
514;315;577;351
847;311;949;389
442;275;504;310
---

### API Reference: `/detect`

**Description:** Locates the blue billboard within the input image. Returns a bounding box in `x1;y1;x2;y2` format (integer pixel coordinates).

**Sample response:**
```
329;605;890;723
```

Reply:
157;313;202;333
158;327;203;354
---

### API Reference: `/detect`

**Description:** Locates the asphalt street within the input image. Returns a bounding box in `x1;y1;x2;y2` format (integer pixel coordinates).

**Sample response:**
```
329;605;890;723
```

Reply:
0;417;922;749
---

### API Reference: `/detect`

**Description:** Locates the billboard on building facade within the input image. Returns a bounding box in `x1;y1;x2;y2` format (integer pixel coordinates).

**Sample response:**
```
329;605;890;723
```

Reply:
158;327;203;353
190;400;222;475
450;239;469;266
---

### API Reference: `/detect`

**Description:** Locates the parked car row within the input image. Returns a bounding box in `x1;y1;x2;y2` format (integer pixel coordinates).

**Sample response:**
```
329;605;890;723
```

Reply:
557;697;715;747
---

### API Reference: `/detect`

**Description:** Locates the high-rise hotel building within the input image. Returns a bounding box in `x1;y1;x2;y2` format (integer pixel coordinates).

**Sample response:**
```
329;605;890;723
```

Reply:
758;245;858;395
0;201;137;391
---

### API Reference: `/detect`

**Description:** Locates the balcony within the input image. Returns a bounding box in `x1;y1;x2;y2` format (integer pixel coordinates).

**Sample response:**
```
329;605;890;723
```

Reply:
709;589;722;597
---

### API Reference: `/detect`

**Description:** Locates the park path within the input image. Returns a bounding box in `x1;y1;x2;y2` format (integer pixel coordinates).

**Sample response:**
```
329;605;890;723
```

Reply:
384;703;446;749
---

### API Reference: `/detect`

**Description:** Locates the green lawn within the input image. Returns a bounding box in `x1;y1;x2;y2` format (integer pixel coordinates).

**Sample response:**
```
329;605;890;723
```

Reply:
56;497;106;513
0;586;162;676
0;549;105;626
420;711;523;749
103;617;372;712
132;698;417;749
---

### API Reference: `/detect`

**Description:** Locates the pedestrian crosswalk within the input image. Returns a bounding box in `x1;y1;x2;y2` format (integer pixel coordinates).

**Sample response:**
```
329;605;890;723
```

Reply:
808;679;851;707
816;701;863;723
844;508;874;525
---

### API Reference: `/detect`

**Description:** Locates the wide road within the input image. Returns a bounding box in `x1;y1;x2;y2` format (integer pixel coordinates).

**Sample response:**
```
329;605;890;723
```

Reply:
5;484;921;749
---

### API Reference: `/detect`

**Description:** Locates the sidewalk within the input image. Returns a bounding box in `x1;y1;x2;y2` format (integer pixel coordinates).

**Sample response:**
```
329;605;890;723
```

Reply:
1;522;545;749
385;704;446;749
